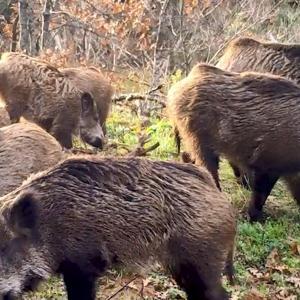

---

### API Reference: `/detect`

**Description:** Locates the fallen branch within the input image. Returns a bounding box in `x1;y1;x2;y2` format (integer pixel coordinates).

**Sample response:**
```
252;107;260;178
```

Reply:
113;84;166;107
127;134;160;157
105;276;139;300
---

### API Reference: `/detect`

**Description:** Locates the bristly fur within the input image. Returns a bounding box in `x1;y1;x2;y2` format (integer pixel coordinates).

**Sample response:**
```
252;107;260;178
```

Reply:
0;53;103;148
217;36;300;193
167;62;300;220
59;67;113;129
0;122;64;197
0;156;236;300
217;36;300;85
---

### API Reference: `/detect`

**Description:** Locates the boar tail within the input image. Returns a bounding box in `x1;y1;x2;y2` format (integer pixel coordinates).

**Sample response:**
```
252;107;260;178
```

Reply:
225;247;235;285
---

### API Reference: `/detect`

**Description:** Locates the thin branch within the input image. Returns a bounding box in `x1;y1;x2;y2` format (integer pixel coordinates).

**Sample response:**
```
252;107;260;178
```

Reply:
105;276;139;300
113;84;166;107
127;134;160;157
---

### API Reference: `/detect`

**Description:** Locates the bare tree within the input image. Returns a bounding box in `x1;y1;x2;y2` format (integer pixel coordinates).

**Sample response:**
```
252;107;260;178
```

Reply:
41;0;52;50
18;0;42;55
18;0;30;53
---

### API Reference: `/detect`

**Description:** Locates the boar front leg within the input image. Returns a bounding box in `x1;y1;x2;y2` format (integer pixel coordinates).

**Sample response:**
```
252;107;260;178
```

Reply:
248;171;278;222
61;262;97;300
50;113;73;149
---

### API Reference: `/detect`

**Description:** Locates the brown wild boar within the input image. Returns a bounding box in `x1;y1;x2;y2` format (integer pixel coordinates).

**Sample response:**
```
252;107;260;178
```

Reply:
0;157;236;300
0;122;63;197
0;52;104;149
217;37;300;188
0;107;10;128
60;66;113;134
217;37;300;85
167;63;300;221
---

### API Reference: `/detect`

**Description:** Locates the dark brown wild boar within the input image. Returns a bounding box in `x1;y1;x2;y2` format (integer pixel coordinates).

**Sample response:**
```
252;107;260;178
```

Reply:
167;63;300;221
217;37;300;189
0;107;10;128
0;52;104;149
60;66;113;134
0;157;236;300
0;122;64;197
217;36;300;85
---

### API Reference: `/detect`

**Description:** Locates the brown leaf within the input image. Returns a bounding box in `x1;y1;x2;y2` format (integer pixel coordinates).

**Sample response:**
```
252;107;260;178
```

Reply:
286;276;300;288
290;240;300;256
243;288;267;300
266;248;280;269
248;268;266;279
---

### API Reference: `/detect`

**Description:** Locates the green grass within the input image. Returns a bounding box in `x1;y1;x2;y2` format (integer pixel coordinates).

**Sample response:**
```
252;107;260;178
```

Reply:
26;107;300;299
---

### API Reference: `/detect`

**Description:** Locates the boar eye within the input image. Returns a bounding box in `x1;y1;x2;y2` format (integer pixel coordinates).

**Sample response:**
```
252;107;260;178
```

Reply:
1;237;25;258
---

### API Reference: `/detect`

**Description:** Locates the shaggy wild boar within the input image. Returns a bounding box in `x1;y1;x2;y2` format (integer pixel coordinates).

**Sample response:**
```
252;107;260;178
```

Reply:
0;52;104;149
217;37;300;85
0;157;236;300
167;63;300;221
0;107;10;127
0;122;63;197
60;66;113;134
217;37;300;187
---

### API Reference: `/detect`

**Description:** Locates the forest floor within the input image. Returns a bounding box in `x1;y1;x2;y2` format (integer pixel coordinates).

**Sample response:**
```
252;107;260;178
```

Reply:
25;107;300;300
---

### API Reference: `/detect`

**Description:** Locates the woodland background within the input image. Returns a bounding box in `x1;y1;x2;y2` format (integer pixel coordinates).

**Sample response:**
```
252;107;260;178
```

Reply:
1;0;300;92
0;1;300;299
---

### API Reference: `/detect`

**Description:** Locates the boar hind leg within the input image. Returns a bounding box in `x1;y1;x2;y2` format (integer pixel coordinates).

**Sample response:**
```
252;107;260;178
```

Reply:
248;172;279;222
229;161;251;190
174;126;181;155
61;261;97;300
283;175;300;206
195;147;221;191
168;262;228;300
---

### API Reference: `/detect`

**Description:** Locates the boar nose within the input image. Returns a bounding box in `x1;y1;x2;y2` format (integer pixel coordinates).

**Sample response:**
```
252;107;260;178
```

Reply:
3;291;18;300
92;137;103;149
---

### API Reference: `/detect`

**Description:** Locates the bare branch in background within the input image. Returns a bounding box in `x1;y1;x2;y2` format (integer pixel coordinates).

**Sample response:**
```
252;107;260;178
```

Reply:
41;0;52;50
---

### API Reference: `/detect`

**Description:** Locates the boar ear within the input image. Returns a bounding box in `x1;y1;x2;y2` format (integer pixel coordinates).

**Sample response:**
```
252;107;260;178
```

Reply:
81;92;94;114
8;193;37;239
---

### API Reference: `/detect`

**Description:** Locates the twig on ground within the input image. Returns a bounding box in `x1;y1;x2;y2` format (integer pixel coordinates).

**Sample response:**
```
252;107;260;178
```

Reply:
127;134;160;157
113;84;166;107
105;276;139;300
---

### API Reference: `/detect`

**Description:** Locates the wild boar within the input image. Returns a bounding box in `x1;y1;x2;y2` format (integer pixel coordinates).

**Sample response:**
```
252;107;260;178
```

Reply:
60;66;113;134
0;122;64;197
217;37;300;189
0;52;104;149
0;107;10;128
217;36;300;85
0;157;236;300
167;63;300;221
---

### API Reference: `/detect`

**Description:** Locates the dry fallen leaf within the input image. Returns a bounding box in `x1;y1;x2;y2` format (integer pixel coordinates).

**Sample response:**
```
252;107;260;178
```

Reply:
286;276;300;288
289;240;300;256
266;248;280;269
243;288;267;300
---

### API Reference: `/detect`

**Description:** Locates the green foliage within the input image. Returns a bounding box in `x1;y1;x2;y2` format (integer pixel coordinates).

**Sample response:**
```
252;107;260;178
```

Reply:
169;69;183;86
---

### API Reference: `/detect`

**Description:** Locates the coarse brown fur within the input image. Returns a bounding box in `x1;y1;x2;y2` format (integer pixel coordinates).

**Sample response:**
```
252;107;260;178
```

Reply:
167;63;300;221
59;66;113;133
217;37;300;85
0;52;104;149
0;107;10;127
0;157;236;300
217;37;300;190
0;122;64;197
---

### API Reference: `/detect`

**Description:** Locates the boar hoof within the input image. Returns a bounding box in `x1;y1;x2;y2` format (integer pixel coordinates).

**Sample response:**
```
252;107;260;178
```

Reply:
248;207;263;222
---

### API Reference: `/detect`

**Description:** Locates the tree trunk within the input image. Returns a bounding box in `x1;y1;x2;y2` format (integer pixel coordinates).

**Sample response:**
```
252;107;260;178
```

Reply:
10;14;19;51
18;0;42;55
41;0;52;50
18;0;30;53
